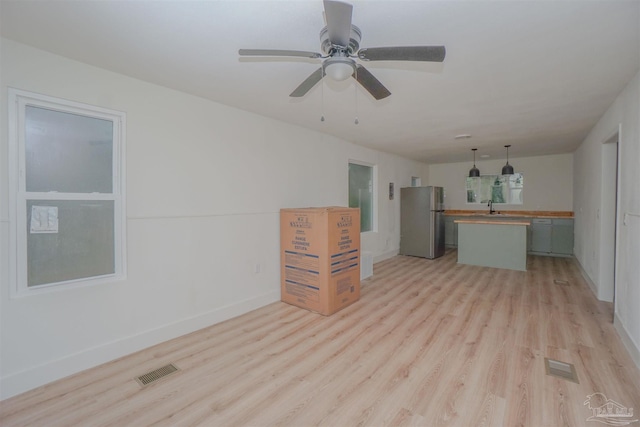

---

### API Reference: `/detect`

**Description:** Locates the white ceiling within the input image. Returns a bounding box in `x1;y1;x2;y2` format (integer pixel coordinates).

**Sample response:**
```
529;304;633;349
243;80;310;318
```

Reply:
1;0;639;164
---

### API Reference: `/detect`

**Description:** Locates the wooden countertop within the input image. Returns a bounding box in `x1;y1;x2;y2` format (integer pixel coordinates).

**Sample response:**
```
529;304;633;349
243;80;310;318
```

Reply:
454;219;531;226
445;210;573;218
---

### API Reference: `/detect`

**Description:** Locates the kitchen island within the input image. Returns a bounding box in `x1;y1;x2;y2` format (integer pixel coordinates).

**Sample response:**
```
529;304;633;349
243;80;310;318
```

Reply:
455;219;530;271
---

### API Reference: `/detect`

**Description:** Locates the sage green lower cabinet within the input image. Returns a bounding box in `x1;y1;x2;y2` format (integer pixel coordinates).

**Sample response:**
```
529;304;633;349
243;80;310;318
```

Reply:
457;221;529;271
529;218;574;256
444;215;574;257
550;219;574;255
444;216;457;247
530;219;552;253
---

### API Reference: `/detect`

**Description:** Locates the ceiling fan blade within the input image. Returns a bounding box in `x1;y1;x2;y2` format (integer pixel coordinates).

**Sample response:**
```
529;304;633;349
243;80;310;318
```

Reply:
358;46;446;62
323;0;353;47
239;49;322;59
353;65;391;100
290;67;325;97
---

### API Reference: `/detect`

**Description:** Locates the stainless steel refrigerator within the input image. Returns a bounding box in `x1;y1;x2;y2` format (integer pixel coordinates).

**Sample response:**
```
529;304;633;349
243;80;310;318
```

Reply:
400;186;445;259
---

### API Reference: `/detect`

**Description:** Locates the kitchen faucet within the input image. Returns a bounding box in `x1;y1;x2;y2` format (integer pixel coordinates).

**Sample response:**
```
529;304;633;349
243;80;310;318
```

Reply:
487;200;495;214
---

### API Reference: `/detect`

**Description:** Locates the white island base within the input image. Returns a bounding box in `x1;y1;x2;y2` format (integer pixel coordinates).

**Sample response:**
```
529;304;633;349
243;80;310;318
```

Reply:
455;219;530;271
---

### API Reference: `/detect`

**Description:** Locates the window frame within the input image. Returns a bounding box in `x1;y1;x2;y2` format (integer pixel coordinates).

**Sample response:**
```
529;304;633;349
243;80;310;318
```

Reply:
348;160;377;233
8;88;127;297
465;173;524;205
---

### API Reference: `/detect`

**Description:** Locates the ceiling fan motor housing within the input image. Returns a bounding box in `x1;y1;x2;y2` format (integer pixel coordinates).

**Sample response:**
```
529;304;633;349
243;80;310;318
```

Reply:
320;25;362;55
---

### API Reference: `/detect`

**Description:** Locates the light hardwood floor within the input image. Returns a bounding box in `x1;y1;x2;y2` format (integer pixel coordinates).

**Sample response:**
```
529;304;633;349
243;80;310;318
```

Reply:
2;250;639;426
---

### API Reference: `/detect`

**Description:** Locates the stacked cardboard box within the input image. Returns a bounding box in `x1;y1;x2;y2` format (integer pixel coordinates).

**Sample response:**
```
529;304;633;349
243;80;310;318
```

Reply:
280;207;361;315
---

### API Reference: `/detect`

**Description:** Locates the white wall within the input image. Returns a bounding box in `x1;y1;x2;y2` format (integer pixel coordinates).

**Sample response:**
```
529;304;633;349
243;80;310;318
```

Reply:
573;70;640;367
0;39;428;399
428;154;573;211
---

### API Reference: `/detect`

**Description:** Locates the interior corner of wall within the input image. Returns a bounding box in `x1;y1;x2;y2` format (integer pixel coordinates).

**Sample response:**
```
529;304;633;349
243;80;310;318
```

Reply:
614;313;640;371
575;256;600;300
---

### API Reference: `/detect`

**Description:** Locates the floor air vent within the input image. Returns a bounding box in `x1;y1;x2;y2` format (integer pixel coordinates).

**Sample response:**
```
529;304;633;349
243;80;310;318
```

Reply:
554;279;570;286
135;363;179;387
545;358;579;383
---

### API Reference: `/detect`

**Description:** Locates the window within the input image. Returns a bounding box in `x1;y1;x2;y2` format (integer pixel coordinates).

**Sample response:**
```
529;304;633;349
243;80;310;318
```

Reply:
9;89;126;296
348;161;376;232
465;173;524;204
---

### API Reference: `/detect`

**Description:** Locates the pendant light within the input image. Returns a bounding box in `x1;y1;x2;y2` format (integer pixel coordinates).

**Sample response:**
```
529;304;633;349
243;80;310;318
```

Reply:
469;148;480;177
501;144;514;175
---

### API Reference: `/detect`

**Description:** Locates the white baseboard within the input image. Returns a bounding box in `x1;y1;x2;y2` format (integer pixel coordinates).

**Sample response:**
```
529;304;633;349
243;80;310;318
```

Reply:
374;249;399;264
574;256;601;300
614;313;640;371
575;257;640;371
0;290;280;400
361;251;374;280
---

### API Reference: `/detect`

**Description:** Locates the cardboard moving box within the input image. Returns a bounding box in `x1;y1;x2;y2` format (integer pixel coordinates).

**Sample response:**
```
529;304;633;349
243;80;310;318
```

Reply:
280;207;361;315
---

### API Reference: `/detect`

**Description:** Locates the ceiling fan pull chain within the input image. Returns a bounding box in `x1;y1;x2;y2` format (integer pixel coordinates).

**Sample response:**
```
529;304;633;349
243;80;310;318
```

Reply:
321;73;325;122
354;66;359;125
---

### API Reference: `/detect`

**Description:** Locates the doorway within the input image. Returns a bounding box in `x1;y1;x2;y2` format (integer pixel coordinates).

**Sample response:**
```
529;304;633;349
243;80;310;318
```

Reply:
600;132;619;320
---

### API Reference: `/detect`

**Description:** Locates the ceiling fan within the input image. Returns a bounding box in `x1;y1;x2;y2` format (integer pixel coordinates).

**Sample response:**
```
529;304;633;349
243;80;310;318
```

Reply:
238;0;446;100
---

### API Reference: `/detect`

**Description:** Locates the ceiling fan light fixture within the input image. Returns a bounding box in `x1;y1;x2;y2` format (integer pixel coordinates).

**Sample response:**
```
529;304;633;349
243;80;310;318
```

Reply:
324;57;356;81
501;144;515;175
